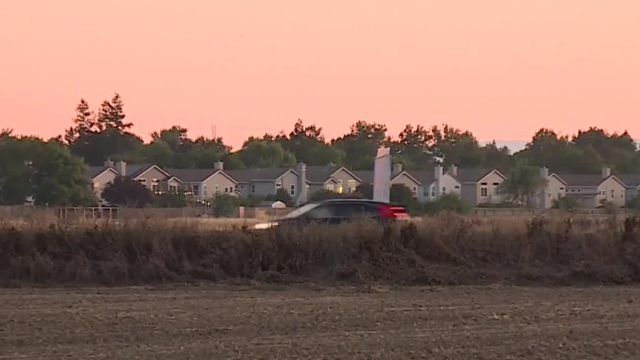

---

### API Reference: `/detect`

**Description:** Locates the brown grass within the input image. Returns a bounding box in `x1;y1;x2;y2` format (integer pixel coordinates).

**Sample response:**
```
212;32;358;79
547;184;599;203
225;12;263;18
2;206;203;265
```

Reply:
2;213;640;287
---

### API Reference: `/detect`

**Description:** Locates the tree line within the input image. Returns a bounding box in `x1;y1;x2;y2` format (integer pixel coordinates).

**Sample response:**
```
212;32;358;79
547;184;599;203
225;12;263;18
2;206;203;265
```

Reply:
2;93;640;207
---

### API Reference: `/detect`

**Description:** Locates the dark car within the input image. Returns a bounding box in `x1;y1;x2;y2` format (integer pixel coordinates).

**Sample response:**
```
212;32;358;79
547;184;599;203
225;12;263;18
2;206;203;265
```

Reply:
252;199;409;229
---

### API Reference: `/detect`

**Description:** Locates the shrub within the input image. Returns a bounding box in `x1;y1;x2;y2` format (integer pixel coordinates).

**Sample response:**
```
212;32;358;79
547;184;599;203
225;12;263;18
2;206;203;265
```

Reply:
2;214;640;286
553;196;579;211
264;189;293;207
211;194;240;217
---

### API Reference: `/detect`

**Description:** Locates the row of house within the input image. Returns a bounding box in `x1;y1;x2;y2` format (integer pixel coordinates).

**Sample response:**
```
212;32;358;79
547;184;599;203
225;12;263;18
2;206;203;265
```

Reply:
89;160;640;208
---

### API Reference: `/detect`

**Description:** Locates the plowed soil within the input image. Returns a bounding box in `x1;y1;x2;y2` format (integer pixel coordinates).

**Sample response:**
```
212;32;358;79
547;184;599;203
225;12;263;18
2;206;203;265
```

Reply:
2;285;640;359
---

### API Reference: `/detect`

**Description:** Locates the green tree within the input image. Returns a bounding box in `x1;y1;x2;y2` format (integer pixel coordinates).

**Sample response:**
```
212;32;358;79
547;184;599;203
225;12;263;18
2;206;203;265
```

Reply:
553;196;579;211
265;188;294;207
66;95;144;165
392;124;434;170
155;193;188;208
30;141;95;206
332;121;389;170
212;194;240;217
0;136;94;206
429;124;483;168
102;176;154;207
280;119;344;166
238;140;296;168
499;161;547;206
390;184;415;205
0;136;36;205
517;128;603;174
355;183;373;199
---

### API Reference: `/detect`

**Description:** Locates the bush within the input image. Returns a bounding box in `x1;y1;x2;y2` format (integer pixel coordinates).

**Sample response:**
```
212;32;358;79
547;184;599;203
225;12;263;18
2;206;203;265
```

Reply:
264;189;293;207
553;196;579;211
211;194;240;217
421;194;471;215
155;193;187;208
2;214;640;286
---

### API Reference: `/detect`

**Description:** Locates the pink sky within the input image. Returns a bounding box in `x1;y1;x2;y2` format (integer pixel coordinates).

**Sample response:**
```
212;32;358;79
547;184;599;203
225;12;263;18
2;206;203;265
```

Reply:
1;0;639;149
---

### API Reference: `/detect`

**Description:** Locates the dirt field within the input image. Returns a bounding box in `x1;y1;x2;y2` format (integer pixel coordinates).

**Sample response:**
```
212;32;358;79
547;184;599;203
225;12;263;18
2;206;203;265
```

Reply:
2;286;640;359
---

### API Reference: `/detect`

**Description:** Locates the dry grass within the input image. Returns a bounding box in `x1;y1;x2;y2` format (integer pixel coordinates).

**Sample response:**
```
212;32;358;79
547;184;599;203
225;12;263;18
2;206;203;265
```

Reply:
2;285;640;359
2;213;640;287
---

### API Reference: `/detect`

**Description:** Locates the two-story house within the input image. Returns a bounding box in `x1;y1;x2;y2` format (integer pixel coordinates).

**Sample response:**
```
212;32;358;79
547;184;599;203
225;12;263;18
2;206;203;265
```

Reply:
558;167;627;208
454;167;507;206
305;165;362;195
167;162;237;200
617;175;640;202
532;167;567;209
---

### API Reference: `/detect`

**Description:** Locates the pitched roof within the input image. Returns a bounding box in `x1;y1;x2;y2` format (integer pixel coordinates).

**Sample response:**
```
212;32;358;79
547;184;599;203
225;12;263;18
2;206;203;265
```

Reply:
125;163;153;178
306;165;340;183
88;166;115;178
166;168;220;182
406;171;435;186
351;171;373;185
558;174;608;187
616;175;640;188
225;168;293;182
453;168;502;183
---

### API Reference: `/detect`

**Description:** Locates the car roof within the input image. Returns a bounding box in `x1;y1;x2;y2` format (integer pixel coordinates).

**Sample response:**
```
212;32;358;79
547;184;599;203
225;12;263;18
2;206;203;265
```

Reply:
317;199;405;207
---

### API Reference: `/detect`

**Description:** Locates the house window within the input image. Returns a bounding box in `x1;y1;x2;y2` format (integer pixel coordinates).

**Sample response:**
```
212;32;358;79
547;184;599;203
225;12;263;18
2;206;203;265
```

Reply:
276;182;282;188
251;184;255;194
481;187;488;197
152;183;159;194
611;189;614;198
224;187;229;193
492;182;500;195
203;185;207;197
455;185;460;189
442;187;447;194
347;180;357;193
215;184;219;194
290;184;296;196
169;185;178;194
559;187;565;191
431;186;435;197
192;185;200;195
138;179;146;185
326;184;335;192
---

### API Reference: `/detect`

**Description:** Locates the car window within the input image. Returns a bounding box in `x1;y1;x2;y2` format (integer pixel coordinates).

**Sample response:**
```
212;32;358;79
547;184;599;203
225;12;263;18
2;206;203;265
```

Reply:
305;204;340;219
335;203;378;218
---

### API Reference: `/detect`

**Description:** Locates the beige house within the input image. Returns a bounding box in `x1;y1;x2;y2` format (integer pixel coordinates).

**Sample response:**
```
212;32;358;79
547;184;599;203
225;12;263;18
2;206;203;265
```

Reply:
350;164;462;203
454;167;507;206
167;167;238;200
618;175;640;202
532;167;567;209
559;167;627;208
305;165;362;195
88;165;119;205
226;167;302;199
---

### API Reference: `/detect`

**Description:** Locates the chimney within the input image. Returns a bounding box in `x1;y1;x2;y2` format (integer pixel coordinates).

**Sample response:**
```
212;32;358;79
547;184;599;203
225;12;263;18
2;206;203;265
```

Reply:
435;165;443;199
392;163;403;177
448;164;458;177
214;161;224;171
115;161;126;177
434;165;443;180
540;166;549;179
295;162;308;206
602;166;611;178
104;159;114;168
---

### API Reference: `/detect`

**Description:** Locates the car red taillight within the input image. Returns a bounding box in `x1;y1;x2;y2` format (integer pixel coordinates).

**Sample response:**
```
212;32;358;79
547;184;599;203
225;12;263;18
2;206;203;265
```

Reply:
379;205;409;219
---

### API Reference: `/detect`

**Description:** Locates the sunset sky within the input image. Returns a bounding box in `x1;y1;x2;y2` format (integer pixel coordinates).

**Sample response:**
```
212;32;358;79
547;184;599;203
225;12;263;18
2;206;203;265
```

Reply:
1;0;639;150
